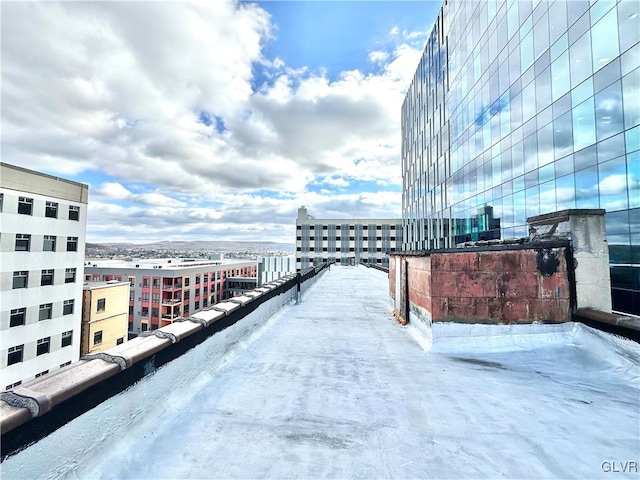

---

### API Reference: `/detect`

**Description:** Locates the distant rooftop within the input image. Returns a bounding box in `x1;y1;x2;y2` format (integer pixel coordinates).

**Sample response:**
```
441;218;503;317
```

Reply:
84;257;251;270
82;280;130;290
3;266;638;478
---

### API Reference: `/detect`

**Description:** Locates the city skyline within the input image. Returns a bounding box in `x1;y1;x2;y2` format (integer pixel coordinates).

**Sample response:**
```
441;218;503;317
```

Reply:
1;0;441;244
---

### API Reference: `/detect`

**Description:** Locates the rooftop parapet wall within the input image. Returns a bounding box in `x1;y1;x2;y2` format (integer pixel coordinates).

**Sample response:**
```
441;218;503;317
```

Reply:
391;242;573;329
0;162;89;203
391;209;614;333
0;265;329;460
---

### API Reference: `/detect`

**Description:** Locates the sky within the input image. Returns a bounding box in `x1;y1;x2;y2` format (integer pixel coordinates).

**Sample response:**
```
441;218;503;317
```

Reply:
1;0;442;244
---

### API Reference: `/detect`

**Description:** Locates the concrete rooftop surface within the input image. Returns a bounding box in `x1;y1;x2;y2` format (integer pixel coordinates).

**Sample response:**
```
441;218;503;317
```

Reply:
3;266;639;479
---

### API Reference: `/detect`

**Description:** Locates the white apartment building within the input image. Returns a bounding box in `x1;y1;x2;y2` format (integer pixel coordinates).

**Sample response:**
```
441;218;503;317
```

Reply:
84;258;257;335
257;256;296;285
1;163;88;390
295;207;403;270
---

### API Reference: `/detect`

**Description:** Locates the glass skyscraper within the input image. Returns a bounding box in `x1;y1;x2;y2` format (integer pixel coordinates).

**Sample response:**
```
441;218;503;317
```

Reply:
401;0;639;314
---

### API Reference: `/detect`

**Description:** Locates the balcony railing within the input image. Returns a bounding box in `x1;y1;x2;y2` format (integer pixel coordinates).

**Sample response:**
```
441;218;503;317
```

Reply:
161;298;182;305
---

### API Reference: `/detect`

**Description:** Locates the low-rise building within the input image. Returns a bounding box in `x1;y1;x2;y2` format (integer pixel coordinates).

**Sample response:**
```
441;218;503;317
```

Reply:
84;258;257;334
295;207;402;270
81;281;129;356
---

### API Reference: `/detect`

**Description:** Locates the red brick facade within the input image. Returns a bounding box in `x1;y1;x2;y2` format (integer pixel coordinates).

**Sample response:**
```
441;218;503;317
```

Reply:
390;247;572;324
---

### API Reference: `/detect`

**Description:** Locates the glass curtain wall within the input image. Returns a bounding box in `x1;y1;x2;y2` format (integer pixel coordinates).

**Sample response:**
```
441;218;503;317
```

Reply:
401;0;639;314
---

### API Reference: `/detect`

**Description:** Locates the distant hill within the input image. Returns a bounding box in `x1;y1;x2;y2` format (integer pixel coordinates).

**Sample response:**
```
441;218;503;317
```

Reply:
86;240;295;255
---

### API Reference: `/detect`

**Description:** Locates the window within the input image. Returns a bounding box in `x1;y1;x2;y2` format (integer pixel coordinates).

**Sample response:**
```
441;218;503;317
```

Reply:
116;337;124;345
10;308;26;327
152;278;160;288
142;307;149;317
129;277;135;287
142;293;149;302
60;361;71;368
37;337;50;356
41;269;54;286
128;306;134;315
39;303;53;320
13;271;28;289
43;235;56;251
15;234;31;251
142;278;150;287
18;197;33;215
7;345;24;366
45;201;58;218
141;323;148;332
97;298;106;312
152;307;159;317
152;293;159;302
63;299;74;315
35;370;49;378
65;268;76;283
61;330;73;347
184;277;190;287
195;275;200;285
66;237;78;252
68;205;80;221
5;381;21;390
0;193;3;212
93;331;103;345
194;300;200;310
203;274;208;282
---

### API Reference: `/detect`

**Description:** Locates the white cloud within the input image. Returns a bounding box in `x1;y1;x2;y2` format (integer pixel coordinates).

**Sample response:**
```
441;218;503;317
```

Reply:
92;182;187;208
2;0;423;243
368;50;389;64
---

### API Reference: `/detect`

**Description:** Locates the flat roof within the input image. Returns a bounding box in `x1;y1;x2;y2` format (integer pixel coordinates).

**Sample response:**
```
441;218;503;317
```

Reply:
85;258;253;270
3;267;638;478
82;281;130;290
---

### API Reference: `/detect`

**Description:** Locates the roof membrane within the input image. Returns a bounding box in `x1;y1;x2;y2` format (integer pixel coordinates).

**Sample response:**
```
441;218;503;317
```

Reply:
3;266;638;479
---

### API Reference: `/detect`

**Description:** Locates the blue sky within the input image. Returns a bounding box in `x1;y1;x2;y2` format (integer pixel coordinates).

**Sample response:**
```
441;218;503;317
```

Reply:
259;1;437;79
1;0;441;243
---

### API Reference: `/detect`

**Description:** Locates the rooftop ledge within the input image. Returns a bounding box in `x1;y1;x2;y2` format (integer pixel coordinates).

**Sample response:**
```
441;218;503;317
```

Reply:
2;266;639;479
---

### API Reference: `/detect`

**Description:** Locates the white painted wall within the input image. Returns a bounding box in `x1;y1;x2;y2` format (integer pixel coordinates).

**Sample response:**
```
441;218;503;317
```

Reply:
1;178;87;389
